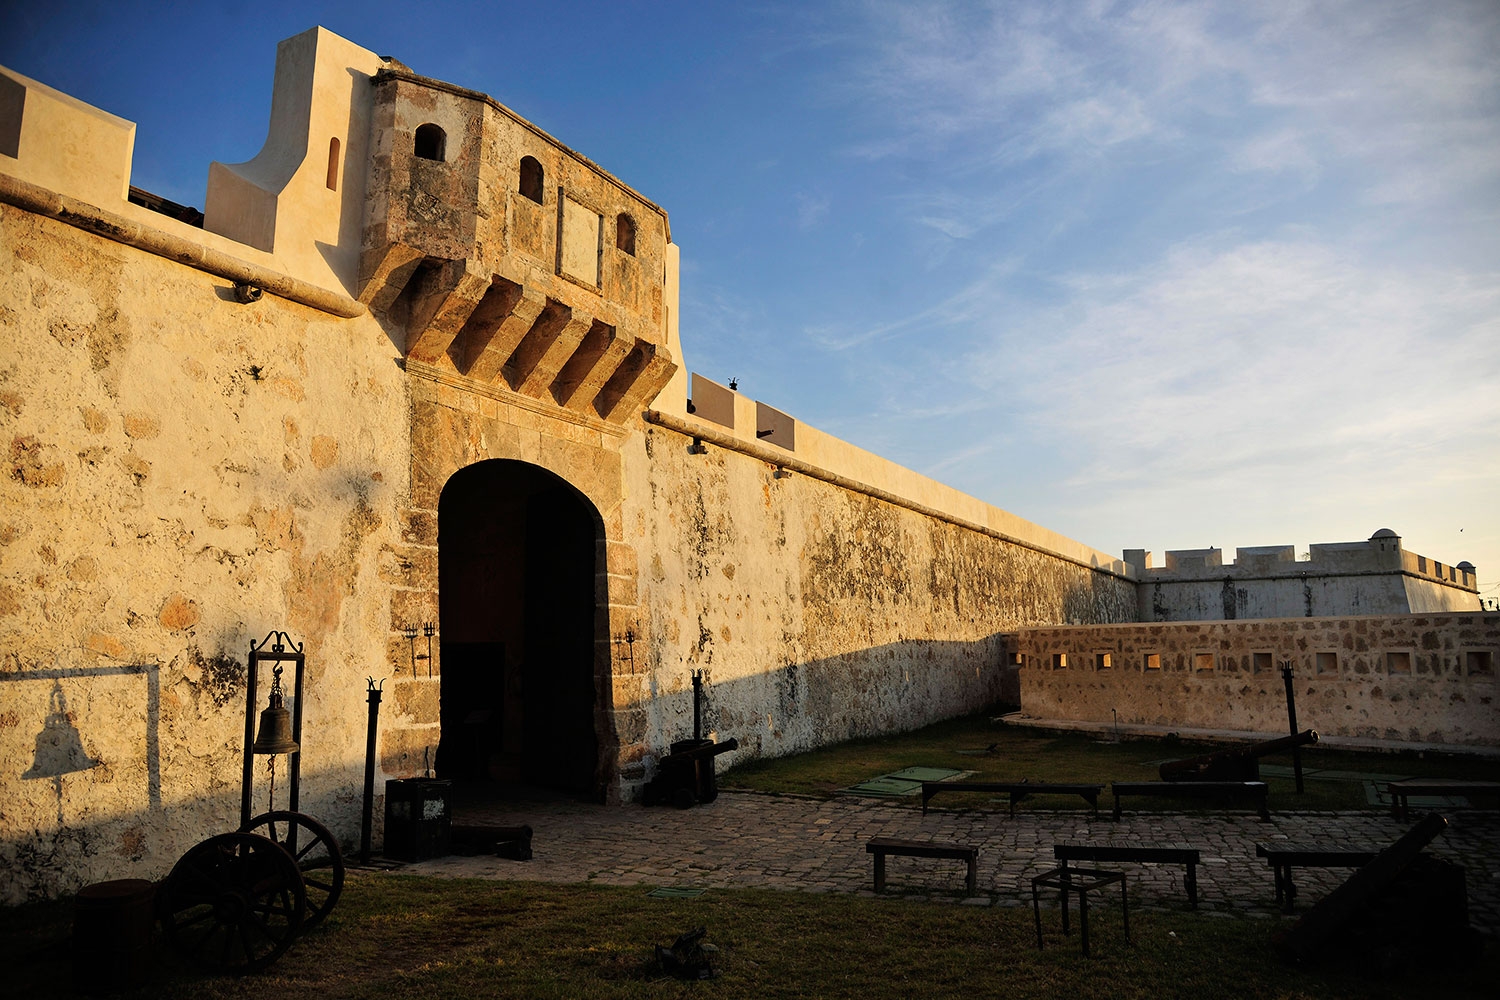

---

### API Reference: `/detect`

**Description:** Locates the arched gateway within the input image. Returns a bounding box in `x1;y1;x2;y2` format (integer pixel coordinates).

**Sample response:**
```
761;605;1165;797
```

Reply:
436;460;604;797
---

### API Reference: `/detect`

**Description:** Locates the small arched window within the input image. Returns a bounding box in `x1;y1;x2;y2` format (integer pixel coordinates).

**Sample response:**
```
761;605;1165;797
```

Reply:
414;123;446;162
519;156;544;204
616;213;637;256
326;137;341;191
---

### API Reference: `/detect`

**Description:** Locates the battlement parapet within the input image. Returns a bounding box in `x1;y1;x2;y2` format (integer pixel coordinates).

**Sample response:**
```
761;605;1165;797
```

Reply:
1128;529;1474;592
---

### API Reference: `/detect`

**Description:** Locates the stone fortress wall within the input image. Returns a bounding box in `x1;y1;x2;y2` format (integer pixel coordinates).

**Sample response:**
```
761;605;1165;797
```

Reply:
1124;529;1479;622
0;27;1137;902
1014;614;1499;746
0;25;1489;906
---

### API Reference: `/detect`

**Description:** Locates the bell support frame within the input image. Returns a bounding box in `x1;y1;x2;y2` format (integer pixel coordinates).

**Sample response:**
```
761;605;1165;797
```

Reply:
242;631;307;829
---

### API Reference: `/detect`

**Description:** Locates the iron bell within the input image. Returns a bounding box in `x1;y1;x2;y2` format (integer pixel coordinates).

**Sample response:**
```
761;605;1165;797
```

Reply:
252;668;299;755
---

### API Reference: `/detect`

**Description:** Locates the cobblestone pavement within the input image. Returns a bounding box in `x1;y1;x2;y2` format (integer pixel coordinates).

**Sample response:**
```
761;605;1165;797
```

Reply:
395;792;1500;931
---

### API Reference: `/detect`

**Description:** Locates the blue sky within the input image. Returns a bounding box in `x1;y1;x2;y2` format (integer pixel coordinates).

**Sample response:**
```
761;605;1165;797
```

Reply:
5;1;1498;600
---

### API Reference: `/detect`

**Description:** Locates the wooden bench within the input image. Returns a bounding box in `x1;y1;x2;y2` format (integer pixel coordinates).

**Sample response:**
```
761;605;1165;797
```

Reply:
1053;843;1201;908
920;781;1105;818
866;837;978;895
1254;843;1376;912
1111;780;1270;821
1386;779;1500;820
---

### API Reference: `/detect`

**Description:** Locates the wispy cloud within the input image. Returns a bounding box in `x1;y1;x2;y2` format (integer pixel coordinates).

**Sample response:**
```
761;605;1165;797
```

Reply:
968;237;1500;518
828;0;1500;233
795;191;830;230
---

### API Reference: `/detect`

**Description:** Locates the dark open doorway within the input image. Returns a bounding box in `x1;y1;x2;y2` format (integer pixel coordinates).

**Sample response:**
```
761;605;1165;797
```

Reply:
436;460;601;797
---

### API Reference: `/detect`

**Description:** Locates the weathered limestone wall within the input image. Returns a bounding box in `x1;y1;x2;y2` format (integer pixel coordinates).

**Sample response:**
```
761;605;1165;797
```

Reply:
0;203;414;902
1015;614;1500;746
1138;573;1419;622
620;417;1139;785
1126;534;1479;622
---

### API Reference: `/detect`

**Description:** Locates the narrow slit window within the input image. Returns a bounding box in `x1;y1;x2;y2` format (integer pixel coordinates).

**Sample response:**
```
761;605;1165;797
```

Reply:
326;137;341;190
1253;652;1273;675
1095;652;1112;670
1194;652;1214;673
1316;651;1338;676
1386;651;1411;674
519;156;544;203
1144;652;1161;671
414;123;446;162
1051;653;1067;670
616;213;637;255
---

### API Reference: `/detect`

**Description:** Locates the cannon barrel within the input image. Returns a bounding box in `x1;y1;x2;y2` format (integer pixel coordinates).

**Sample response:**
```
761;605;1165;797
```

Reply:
1160;729;1318;781
1246;728;1319;758
662;737;739;762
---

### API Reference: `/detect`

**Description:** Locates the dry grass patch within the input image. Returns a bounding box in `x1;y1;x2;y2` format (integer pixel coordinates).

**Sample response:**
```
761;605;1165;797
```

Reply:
6;874;1495;999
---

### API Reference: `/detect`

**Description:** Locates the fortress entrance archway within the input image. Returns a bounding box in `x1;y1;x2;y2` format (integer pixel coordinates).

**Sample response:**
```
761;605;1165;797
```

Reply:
436;459;601;796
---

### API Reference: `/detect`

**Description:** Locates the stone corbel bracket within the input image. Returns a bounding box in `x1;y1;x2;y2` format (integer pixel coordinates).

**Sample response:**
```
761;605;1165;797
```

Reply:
360;247;676;423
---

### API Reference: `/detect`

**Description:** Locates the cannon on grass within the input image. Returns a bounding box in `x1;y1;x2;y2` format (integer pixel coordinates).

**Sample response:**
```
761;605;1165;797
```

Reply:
1159;729;1319;782
154;632;346;974
1275;812;1478;971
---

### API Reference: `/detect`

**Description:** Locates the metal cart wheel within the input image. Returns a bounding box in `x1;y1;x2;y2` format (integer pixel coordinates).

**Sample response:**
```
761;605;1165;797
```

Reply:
159;831;306;973
241;810;345;930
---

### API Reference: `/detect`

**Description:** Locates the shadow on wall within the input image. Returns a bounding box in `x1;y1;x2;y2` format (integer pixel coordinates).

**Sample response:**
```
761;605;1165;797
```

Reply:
3;664;162;827
623;633;1020;784
0;620;1051;903
0;750;378;906
1062;574;1133;626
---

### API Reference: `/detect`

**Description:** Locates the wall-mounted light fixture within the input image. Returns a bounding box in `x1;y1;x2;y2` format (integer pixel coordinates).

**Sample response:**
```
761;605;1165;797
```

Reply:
233;282;263;303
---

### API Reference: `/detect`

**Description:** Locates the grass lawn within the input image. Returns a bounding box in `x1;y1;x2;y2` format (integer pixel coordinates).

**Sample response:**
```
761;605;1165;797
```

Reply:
7;873;1495;999
717;713;1500;811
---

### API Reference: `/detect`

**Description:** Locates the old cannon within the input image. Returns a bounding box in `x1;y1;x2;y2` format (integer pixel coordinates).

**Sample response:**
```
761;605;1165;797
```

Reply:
643;670;738;808
154;632;346;974
1159;729;1319;782
645;737;741;808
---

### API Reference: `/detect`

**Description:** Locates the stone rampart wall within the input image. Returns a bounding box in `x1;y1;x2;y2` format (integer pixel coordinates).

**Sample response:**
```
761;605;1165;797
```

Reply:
0;204;414;902
0;201;1141;899
623;421;1139;784
1016;614;1500;746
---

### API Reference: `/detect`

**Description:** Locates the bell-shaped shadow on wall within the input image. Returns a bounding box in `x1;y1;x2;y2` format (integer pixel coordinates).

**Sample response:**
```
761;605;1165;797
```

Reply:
5;663;161;828
21;681;101;825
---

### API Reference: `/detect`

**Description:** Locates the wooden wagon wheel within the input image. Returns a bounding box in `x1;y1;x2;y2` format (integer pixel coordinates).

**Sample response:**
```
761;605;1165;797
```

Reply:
159;831;306;973
241;810;345;930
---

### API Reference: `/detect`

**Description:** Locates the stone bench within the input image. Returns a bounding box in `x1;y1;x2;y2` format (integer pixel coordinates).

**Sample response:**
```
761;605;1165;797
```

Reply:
1254;843;1376;912
1111;780;1270;821
920;781;1105;819
866;837;978;894
1387;779;1500;820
